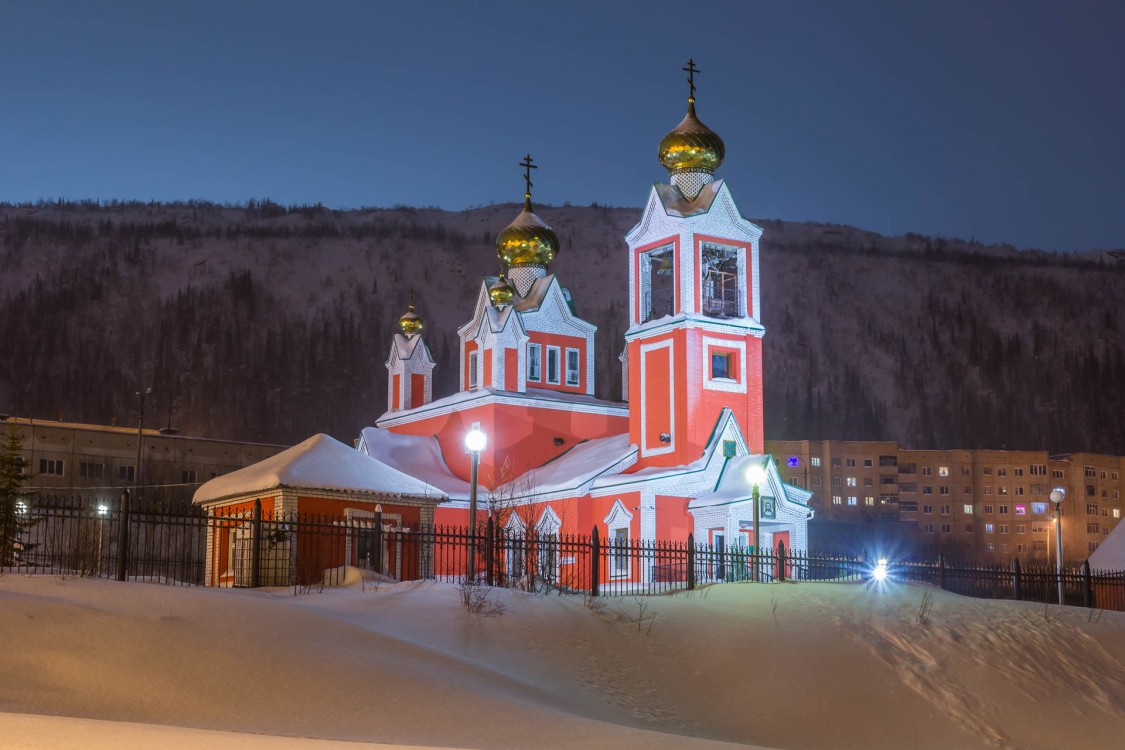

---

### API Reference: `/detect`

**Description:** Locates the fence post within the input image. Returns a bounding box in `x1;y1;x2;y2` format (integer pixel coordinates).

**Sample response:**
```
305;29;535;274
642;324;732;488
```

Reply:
115;488;130;582
485;516;495;587
777;540;786;582
1082;559;1093;608
938;552;946;590
590;525;600;597
250;499;262;588
373;505;383;575
1013;557;1022;601
687;533;696;591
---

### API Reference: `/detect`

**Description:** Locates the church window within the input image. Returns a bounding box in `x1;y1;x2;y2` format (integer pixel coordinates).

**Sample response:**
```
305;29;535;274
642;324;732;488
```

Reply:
565;348;580;386
612;527;629;577
527;344;542;382
640;244;675;322
700;242;740;318
469;351;479;389
711;352;732;379
546;346;561;385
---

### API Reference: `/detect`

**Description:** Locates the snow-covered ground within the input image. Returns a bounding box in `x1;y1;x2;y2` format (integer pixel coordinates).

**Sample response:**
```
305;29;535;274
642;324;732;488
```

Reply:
1;573;1123;749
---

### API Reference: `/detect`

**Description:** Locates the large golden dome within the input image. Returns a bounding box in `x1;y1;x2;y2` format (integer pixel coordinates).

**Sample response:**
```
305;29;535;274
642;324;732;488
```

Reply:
496;197;560;267
658;100;725;173
398;304;423;336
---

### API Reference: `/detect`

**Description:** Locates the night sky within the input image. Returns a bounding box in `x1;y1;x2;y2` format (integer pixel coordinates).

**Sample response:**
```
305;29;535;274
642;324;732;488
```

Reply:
1;0;1122;251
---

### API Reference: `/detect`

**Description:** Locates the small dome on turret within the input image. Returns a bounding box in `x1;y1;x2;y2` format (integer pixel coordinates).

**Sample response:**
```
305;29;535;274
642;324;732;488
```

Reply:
398;304;423;336
488;274;516;307
658;99;725;174
496;197;560;268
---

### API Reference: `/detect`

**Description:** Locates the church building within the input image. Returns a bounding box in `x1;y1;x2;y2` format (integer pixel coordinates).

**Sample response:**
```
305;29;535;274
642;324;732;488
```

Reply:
357;64;813;578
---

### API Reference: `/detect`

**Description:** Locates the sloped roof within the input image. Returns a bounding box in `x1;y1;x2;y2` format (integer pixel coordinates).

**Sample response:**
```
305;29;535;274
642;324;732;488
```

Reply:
498;434;635;498
1089;521;1125;571
193;433;446;504
359;427;476;501
654;179;723;217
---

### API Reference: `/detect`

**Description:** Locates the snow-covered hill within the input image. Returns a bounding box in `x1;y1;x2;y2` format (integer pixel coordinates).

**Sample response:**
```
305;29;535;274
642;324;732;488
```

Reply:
0;574;1123;749
1;201;1123;451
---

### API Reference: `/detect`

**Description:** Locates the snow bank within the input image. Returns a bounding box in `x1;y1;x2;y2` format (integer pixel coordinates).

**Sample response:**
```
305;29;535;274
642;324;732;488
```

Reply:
1;576;1123;749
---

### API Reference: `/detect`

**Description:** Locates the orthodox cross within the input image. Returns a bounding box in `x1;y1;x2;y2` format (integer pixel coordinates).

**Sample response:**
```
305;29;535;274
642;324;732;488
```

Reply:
683;58;700;100
519;153;537;198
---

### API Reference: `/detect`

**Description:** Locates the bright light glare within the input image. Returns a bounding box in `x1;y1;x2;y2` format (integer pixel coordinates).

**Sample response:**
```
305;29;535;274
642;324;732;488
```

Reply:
745;464;767;486
872;559;889;582
97;504;109;516
464;428;487;453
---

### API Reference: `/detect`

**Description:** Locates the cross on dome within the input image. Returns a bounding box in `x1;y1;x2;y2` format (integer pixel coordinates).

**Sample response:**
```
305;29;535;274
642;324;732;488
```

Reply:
519;153;537;201
683;58;700;102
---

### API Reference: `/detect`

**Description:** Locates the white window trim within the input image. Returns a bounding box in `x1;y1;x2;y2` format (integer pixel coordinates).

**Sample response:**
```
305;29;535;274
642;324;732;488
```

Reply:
546;346;561;385
702;335;747;393
527;343;542;382
468;350;479;390
565;347;580;387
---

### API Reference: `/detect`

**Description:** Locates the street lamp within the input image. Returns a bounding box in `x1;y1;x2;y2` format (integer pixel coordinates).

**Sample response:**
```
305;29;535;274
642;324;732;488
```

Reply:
1049;487;1065;605
746;462;767;582
135;387;152;501
464;427;487;581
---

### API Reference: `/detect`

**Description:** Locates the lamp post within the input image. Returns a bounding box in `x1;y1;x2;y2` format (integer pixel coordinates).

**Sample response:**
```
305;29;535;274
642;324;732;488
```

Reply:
464;427;487;581
1050;488;1065;605
135;387;152;502
746;463;767;582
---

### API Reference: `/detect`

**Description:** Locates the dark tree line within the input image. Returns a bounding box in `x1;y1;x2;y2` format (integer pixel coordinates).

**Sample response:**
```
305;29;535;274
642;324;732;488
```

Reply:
1;202;1123;453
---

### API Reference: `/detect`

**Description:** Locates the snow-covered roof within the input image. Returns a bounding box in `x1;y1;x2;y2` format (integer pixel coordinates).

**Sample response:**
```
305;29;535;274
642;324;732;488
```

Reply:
376;385;628;427
1089;521;1125;571
497;434;635;498
193;433;446;505
358;427;476;501
654;179;723;217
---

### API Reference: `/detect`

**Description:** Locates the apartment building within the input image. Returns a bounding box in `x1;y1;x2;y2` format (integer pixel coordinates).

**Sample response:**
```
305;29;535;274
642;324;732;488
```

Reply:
765;439;1125;565
2;415;288;506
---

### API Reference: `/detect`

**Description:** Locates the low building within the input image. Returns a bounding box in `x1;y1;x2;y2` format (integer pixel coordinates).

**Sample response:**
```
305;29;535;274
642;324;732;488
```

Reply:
1;415;287;507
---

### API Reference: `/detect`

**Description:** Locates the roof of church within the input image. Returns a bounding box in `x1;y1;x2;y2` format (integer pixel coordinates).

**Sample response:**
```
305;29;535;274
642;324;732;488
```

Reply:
376;386;628;426
497;434;635;499
193;433;446;504
358;427;478;501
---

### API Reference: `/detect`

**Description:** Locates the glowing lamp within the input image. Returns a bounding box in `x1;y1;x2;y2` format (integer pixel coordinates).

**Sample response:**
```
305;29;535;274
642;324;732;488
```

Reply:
97;504;108;516
872;558;889;582
464;428;487;453
1049;488;1065;504
745;464;767;487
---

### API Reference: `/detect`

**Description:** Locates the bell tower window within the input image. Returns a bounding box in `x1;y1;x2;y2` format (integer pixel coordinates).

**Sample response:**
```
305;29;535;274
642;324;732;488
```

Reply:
640;244;676;322
700;243;741;318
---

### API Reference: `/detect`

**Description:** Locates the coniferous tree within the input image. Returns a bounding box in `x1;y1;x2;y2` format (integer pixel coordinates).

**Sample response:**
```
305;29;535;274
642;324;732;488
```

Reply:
0;427;35;566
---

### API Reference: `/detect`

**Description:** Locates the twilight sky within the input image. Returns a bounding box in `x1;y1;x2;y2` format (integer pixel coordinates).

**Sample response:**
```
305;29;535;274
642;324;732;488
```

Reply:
1;0;1122;251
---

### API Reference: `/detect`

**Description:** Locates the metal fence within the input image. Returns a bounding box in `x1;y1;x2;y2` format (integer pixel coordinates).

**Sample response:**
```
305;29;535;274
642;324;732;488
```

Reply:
3;498;1123;611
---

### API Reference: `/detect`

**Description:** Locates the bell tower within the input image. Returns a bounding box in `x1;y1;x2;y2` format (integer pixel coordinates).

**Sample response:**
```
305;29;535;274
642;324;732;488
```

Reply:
625;61;765;468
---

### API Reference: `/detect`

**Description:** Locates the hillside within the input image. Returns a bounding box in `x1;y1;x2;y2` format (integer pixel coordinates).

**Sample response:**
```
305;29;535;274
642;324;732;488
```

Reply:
1;200;1123;452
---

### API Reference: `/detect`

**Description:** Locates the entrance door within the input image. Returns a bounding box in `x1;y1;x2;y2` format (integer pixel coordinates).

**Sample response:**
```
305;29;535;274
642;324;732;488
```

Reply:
774;531;791;580
714;532;726;581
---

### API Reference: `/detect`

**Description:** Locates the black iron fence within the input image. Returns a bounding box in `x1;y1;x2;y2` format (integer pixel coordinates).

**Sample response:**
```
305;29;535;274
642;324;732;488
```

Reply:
3;498;1123;611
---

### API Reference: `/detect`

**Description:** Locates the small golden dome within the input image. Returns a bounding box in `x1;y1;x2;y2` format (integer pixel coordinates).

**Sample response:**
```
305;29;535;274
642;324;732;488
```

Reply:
488;274;516;307
658;100;725;174
398;304;423;336
496;197;560;267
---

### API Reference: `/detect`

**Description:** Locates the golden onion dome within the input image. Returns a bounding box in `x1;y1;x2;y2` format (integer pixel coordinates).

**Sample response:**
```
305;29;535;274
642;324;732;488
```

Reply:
658;100;725;174
496;197;560;267
488;274;516;307
398;304;423;336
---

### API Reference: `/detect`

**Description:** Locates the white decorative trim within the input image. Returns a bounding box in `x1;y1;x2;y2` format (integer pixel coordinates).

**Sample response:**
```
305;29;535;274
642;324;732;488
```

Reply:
639;338;675;457
702;335;747;394
536;505;561;534
603;498;634;528
376;388;628;429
